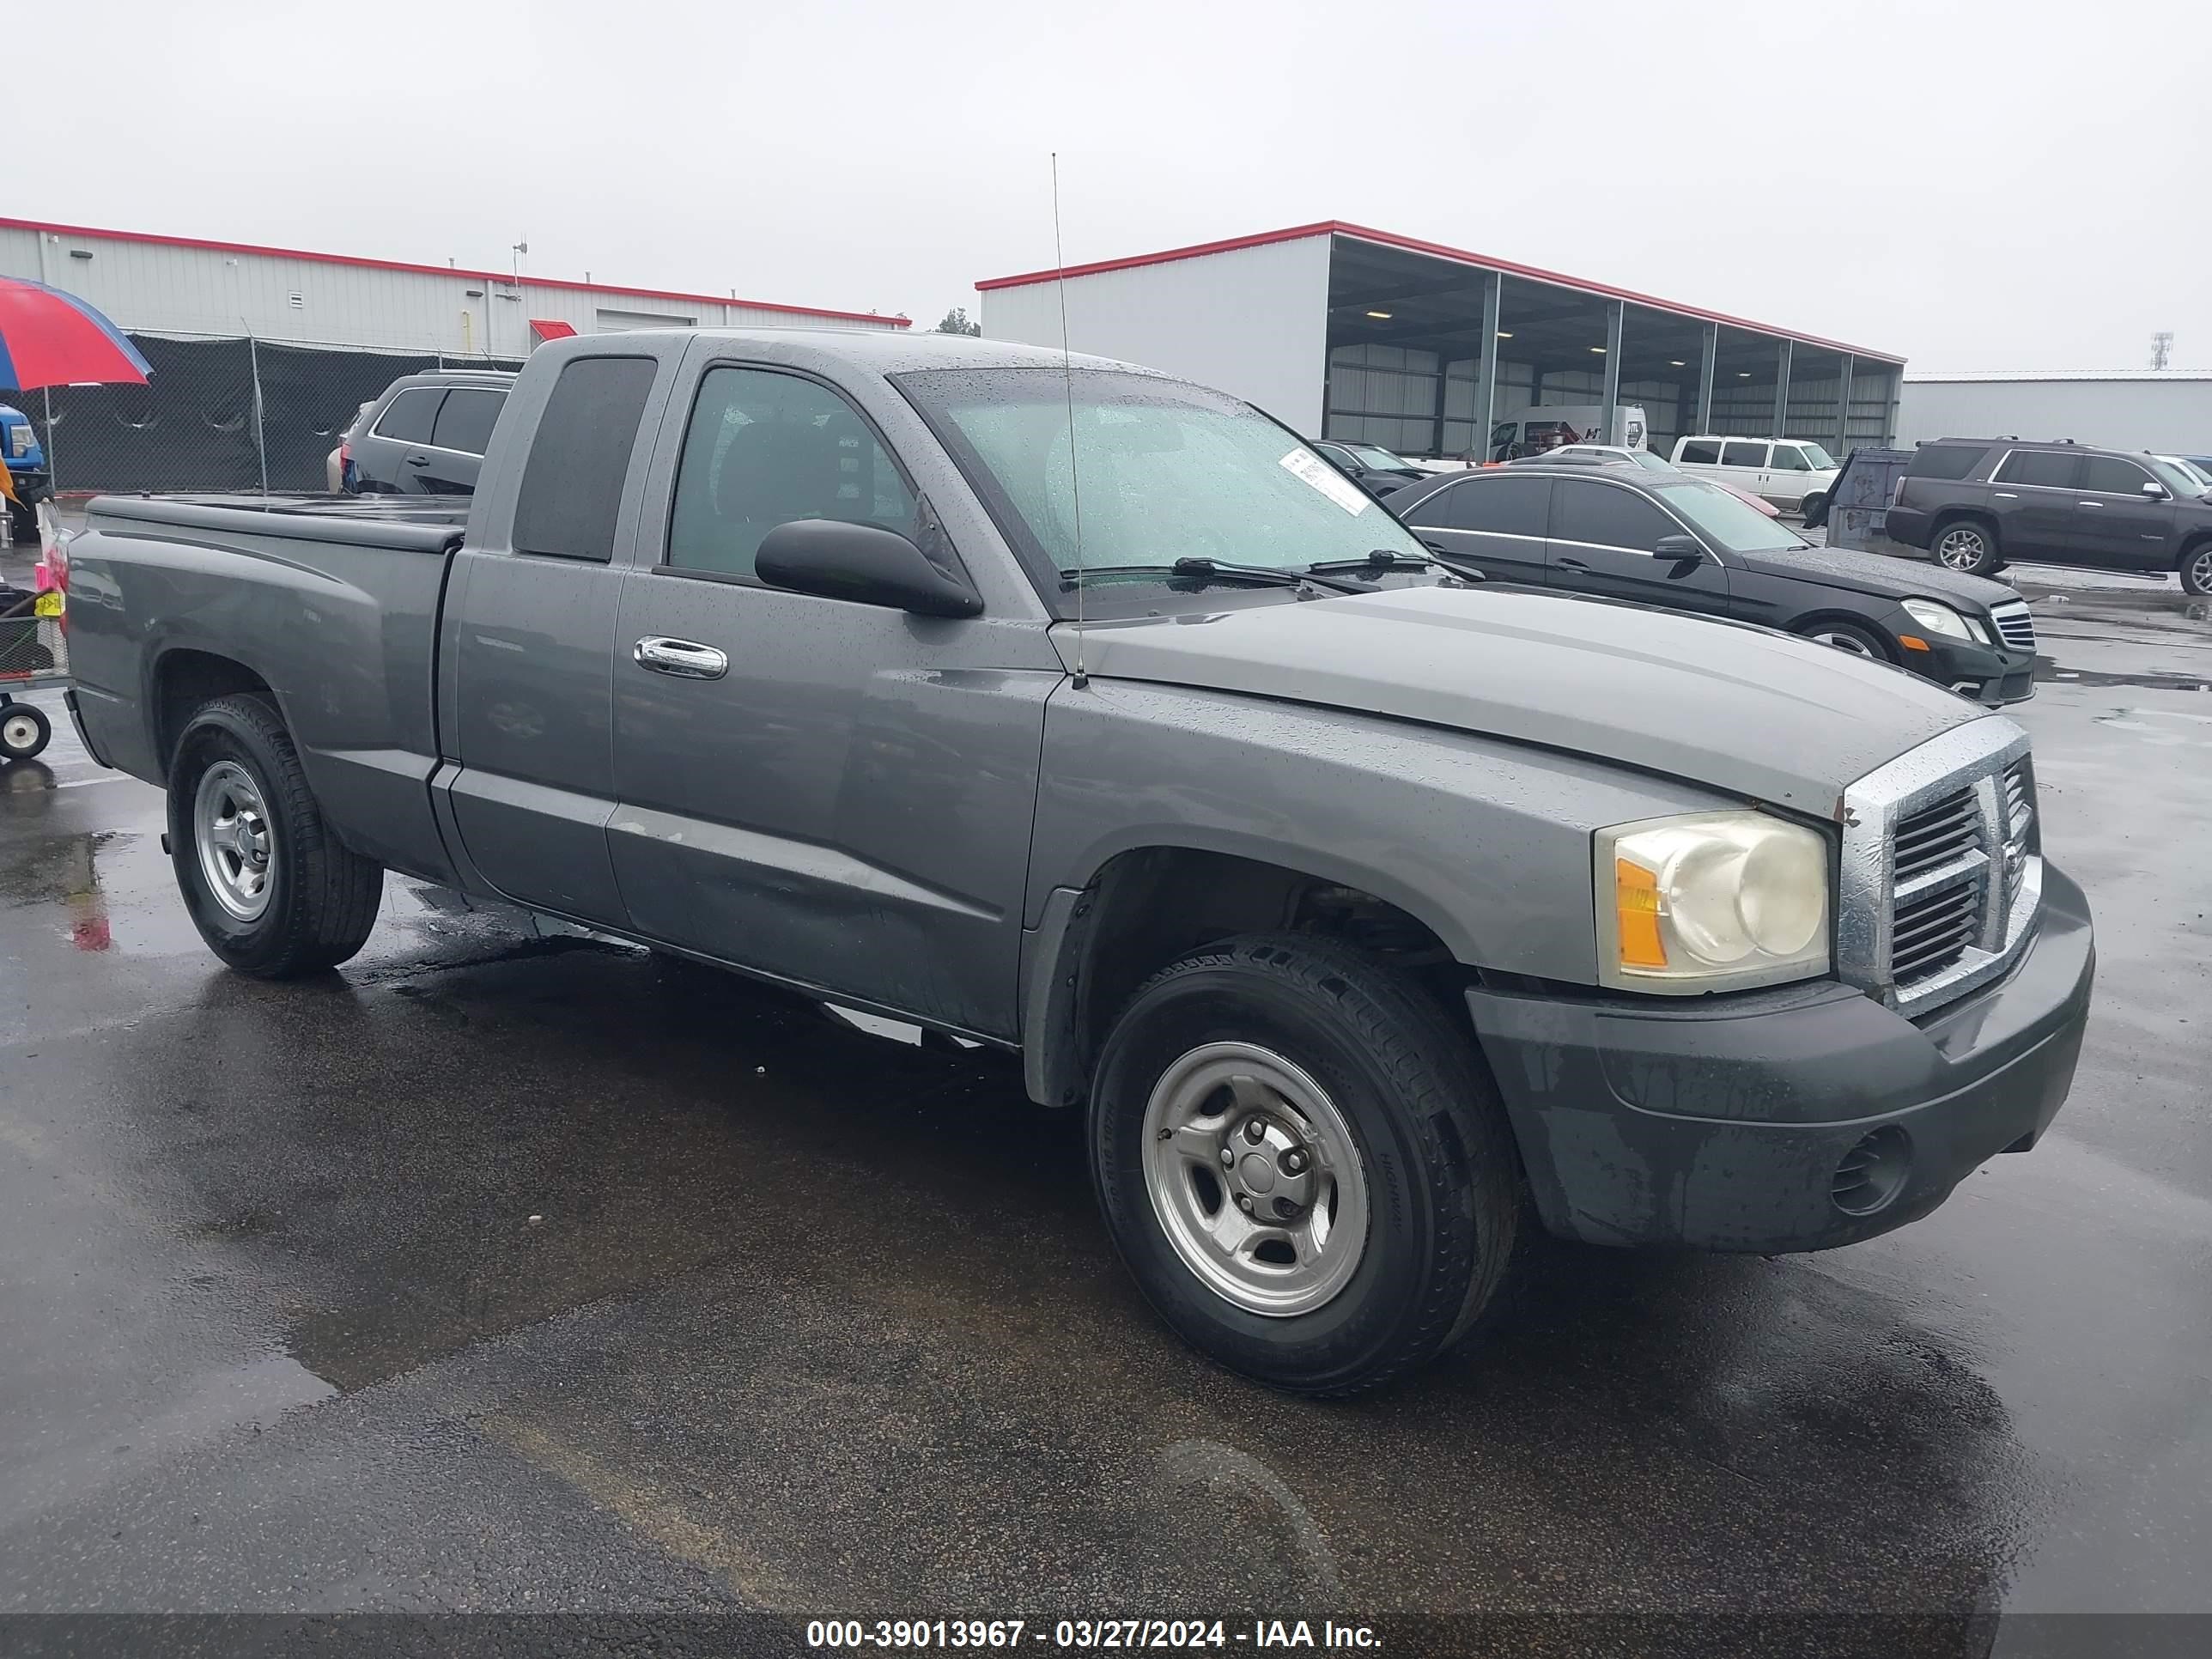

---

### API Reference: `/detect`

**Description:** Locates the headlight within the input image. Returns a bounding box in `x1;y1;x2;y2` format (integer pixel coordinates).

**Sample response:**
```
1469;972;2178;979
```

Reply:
1596;812;1831;994
1902;598;1977;642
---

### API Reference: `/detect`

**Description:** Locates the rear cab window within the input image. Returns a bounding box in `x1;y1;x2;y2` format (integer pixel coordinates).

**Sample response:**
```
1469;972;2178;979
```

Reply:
511;356;657;561
374;387;444;443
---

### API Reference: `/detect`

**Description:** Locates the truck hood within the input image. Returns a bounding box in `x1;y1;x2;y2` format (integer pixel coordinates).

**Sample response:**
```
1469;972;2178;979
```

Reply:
1055;584;1981;816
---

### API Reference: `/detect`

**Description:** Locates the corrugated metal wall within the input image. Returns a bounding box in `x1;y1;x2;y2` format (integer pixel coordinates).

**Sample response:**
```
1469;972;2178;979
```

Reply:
980;234;1335;434
1895;378;2212;453
0;224;902;360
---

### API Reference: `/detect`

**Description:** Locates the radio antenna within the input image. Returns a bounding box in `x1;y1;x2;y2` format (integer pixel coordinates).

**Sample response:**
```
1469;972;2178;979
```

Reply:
1052;151;1088;689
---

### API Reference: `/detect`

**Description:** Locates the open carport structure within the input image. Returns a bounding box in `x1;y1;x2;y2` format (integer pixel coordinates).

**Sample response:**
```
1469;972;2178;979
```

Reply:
977;222;1905;460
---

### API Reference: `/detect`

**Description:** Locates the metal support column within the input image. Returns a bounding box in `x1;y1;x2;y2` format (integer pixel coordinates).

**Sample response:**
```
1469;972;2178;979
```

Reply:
1474;272;1501;462
1771;339;1794;438
1696;323;1717;434
1835;353;1855;455
1430;354;1449;460
1601;301;1625;444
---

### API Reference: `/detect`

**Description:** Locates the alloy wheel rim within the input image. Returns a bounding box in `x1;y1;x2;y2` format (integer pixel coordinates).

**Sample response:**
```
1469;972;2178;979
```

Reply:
1811;629;1877;657
1139;1042;1370;1317
193;760;276;921
1937;530;1984;570
2189;547;2212;593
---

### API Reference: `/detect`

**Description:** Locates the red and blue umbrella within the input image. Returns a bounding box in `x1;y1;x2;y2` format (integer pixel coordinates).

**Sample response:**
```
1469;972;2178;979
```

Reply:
0;275;151;389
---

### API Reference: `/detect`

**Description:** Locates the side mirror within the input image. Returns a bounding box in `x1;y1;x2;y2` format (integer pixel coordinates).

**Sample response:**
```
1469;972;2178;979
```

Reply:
2142;480;2170;500
755;519;982;618
1654;533;1709;568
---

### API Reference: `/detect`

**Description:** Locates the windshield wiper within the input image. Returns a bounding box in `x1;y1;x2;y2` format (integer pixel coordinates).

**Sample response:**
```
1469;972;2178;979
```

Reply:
1058;559;1364;594
1306;547;1486;584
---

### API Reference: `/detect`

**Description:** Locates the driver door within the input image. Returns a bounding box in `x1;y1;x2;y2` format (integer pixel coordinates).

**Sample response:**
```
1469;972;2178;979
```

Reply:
605;354;1053;1039
1545;477;1731;617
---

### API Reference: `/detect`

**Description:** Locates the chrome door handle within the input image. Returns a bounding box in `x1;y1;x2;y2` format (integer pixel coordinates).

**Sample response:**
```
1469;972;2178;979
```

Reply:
633;637;728;679
1993;490;2019;499
2077;501;2104;509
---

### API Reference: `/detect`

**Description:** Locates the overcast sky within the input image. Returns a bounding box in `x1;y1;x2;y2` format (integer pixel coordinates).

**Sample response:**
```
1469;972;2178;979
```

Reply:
28;0;2211;371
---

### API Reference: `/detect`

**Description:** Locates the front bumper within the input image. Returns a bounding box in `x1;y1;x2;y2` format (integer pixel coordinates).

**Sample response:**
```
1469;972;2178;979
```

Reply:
1901;627;2035;705
1467;863;2094;1253
6;465;50;502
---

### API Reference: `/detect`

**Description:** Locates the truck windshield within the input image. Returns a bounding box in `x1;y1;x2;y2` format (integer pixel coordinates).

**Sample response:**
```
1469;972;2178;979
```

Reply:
1798;442;1839;470
896;368;1431;600
1652;480;1810;554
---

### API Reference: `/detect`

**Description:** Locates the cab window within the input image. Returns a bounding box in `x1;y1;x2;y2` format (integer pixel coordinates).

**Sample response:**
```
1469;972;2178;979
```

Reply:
1679;440;1722;465
1721;441;1768;468
1550;481;1676;550
1769;445;1810;471
665;367;918;581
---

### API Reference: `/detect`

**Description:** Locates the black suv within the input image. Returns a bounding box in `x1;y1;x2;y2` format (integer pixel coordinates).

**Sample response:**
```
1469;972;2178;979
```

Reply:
340;370;515;495
1887;437;2212;595
1390;465;2038;702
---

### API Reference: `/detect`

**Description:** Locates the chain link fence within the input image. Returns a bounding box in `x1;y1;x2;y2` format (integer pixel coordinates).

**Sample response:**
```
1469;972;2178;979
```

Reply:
2;331;525;495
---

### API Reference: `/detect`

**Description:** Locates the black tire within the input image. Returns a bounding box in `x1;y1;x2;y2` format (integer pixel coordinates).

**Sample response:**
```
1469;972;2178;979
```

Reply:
1933;518;2000;576
1;700;51;761
167;693;383;977
1801;493;1829;530
7;498;34;544
1796;617;1895;663
1090;933;1522;1396
2181;540;2212;599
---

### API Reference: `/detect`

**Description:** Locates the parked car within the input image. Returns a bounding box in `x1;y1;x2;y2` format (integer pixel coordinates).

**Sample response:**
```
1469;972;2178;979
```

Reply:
325;399;376;493
1;403;50;539
1886;437;2212;595
59;330;2091;1395
1488;403;1648;460
1310;439;1427;498
1392;466;2038;702
1672;435;1840;518
2157;454;2212;493
339;369;514;495
1505;442;1783;516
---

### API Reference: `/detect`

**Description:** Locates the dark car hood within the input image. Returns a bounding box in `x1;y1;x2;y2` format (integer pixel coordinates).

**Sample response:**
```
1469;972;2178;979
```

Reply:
1729;542;2015;609
1053;582;1983;815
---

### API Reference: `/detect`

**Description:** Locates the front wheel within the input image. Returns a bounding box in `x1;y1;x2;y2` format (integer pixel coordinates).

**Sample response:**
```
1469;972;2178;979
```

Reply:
1798;618;1894;662
2181;541;2212;598
1935;520;2000;575
1799;491;1827;526
167;694;384;976
1090;934;1522;1396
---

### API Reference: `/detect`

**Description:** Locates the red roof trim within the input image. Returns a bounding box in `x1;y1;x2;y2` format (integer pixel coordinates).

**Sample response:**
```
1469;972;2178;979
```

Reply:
975;219;1901;363
0;216;910;329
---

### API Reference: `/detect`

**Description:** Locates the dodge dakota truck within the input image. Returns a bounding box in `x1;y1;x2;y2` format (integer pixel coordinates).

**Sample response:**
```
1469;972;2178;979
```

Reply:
58;330;2094;1395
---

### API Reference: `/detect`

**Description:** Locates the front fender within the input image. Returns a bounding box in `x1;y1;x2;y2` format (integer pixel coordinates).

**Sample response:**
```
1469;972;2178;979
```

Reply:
1029;679;1738;986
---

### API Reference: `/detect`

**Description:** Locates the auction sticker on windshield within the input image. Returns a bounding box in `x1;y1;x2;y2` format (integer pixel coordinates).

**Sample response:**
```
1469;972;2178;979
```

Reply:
1280;448;1372;515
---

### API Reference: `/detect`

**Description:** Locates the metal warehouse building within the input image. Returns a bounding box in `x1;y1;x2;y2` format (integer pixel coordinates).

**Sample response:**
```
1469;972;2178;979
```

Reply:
1896;372;2212;455
978;222;1905;460
0;215;908;358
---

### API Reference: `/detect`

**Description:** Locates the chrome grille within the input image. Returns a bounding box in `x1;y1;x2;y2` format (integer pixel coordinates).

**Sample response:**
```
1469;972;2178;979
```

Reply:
1838;720;2042;1017
1989;599;2036;653
1893;787;1978;884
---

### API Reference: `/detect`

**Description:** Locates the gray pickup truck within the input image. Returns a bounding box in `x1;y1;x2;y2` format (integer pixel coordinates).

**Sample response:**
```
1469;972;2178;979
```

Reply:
59;330;2094;1395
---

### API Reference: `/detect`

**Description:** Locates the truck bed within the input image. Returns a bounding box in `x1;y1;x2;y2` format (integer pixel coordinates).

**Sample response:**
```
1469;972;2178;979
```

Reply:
69;490;468;884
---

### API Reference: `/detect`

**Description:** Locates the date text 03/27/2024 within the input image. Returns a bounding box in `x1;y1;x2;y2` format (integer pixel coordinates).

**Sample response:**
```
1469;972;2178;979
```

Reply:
805;1620;1382;1650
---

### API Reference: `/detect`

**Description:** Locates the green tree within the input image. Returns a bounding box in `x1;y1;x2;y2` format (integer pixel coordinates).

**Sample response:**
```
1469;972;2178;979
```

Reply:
934;307;982;337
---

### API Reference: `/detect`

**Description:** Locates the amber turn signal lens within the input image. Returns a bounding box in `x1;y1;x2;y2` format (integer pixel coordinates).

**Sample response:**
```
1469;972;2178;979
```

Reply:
1899;635;1930;653
1614;858;1667;968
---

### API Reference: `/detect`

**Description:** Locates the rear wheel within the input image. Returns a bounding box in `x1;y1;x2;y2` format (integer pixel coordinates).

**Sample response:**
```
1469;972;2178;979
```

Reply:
1797;618;1894;662
0;699;50;761
1090;934;1522;1396
1798;491;1827;525
167;694;383;976
1935;520;2000;575
2181;541;2212;598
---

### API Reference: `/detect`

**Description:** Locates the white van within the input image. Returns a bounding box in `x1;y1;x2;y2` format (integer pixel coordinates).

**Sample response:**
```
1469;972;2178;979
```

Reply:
1671;435;1840;517
1486;404;1648;462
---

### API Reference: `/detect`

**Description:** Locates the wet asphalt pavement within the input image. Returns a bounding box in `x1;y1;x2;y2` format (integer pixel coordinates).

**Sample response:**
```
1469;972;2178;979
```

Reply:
1;552;2208;1657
